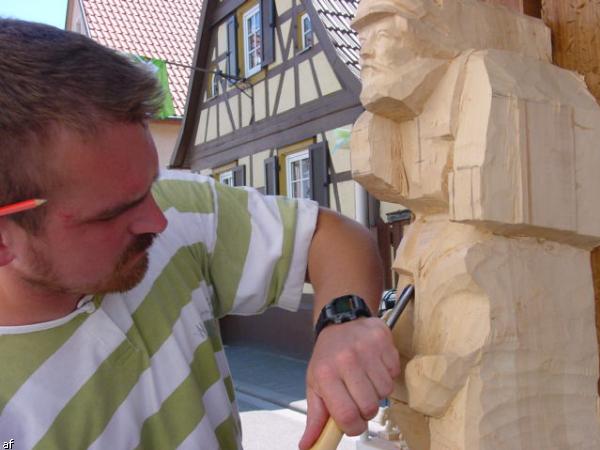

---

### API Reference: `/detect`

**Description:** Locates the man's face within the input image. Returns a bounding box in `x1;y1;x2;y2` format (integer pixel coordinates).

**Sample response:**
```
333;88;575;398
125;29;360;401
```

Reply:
353;0;458;120
9;122;168;296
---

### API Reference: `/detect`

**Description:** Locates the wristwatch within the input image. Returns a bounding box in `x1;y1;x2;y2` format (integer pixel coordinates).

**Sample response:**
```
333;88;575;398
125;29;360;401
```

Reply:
315;294;372;338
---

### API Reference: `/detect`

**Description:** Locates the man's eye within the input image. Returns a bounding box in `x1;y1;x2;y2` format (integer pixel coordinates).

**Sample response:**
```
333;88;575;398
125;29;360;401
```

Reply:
96;214;119;223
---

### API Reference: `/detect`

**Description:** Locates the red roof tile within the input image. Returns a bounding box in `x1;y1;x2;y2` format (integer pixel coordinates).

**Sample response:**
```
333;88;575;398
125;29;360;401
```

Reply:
81;0;202;117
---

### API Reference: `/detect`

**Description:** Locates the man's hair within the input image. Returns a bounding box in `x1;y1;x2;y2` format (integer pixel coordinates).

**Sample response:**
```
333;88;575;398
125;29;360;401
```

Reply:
0;19;164;232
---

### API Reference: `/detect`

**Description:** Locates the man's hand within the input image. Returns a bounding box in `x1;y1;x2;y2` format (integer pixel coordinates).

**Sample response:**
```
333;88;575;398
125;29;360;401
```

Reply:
298;317;400;449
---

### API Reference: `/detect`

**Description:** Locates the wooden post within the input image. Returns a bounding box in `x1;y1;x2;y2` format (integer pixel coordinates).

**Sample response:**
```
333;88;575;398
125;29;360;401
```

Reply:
488;0;600;398
539;0;600;394
592;248;600;393
482;0;541;17
541;0;600;103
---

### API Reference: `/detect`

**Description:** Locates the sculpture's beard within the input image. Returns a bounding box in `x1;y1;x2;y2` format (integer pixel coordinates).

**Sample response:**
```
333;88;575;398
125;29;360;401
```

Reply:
360;57;449;122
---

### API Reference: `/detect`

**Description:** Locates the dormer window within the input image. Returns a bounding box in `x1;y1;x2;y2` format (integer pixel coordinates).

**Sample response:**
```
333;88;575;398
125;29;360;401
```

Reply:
208;71;219;98
243;5;262;77
301;13;312;49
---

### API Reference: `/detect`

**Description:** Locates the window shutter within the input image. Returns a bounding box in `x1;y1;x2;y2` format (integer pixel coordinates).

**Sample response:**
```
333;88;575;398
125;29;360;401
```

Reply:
233;165;246;187
309;142;330;207
226;16;238;84
260;0;275;66
264;156;279;195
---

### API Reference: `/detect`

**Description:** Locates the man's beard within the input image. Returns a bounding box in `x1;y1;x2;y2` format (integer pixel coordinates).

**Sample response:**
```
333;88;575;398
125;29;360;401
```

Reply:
96;233;156;293
23;233;157;295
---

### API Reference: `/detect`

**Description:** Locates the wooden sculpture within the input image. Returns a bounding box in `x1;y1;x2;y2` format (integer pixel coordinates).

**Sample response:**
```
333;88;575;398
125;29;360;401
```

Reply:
351;1;600;449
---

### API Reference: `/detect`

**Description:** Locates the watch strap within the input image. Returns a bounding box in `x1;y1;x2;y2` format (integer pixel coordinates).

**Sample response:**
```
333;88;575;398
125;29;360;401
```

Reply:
315;294;372;338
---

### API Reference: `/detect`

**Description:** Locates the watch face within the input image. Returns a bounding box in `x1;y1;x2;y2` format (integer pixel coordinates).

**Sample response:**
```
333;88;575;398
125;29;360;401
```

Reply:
335;297;354;314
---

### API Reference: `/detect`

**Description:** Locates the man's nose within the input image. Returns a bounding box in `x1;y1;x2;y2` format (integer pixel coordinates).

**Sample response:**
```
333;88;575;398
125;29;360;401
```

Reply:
129;194;168;235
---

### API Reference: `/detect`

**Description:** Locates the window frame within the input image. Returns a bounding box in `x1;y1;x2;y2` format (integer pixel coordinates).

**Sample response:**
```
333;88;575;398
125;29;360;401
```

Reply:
219;170;234;186
301;13;312;50
243;4;262;78
285;149;311;200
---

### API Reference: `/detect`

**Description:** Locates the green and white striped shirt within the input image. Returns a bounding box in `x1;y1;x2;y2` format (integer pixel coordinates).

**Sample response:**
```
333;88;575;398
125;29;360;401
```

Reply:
0;170;319;449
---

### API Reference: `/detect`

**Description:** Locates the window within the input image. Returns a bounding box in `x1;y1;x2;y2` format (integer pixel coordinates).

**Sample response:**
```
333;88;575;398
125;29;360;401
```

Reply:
286;150;311;199
301;13;312;49
219;170;234;186
208;71;219;98
217;165;246;186
243;5;262;77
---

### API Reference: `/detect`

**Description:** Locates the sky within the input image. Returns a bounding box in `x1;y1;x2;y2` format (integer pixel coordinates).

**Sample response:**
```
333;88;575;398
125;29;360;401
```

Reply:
0;0;68;28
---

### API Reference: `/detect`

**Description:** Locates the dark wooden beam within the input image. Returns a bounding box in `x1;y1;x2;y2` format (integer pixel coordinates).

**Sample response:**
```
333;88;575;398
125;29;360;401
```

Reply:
190;104;364;169
481;0;541;17
541;0;600;104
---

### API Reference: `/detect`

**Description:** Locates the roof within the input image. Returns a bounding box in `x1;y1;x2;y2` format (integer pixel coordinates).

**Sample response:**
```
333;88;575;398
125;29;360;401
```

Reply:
311;0;360;79
81;0;202;117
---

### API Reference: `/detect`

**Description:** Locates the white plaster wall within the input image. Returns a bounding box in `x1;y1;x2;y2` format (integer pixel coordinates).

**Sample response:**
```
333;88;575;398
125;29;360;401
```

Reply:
252;149;271;188
219;102;233;136
254;80;267;121
330;180;357;219
314;52;342;96
268;74;280;115
195;109;207;145
148;120;181;167
206;106;217;141
326;126;352;173
277;0;293;15
277;70;296;113
241;91;252;126
299;59;319;105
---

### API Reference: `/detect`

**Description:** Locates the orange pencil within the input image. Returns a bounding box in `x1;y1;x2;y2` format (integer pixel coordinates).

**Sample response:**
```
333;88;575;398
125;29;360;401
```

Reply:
0;199;47;217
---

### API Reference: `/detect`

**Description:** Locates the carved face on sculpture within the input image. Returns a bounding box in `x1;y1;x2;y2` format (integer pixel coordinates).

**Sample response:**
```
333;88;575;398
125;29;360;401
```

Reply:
352;0;460;121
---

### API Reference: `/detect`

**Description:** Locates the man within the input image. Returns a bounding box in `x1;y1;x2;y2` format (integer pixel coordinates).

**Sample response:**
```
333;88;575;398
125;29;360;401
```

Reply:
0;19;399;449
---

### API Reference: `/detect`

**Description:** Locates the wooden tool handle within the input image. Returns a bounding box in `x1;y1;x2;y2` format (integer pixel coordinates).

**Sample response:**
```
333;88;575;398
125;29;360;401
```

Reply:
309;418;343;450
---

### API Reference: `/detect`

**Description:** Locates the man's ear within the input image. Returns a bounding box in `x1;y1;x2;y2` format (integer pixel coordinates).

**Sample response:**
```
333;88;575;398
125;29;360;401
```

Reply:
0;219;16;266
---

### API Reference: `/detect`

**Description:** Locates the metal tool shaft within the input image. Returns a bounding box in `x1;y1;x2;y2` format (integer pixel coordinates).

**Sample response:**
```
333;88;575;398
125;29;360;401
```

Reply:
384;284;415;330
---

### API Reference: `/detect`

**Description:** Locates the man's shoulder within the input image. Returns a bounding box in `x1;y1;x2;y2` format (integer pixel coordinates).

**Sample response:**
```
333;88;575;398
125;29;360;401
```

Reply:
152;169;216;215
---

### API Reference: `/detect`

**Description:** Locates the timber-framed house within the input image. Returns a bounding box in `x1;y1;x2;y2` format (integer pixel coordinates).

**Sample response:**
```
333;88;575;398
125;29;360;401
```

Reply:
171;0;364;217
171;0;413;357
172;0;414;357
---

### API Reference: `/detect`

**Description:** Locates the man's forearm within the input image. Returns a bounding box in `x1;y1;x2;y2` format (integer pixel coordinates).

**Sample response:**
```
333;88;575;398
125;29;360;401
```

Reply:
306;207;384;322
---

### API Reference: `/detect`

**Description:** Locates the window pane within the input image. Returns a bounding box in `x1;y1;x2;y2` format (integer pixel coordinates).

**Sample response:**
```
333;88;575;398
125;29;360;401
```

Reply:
292;160;301;182
301;158;310;179
302;178;311;199
245;8;262;74
303;16;311;32
304;33;313;48
256;14;262;31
